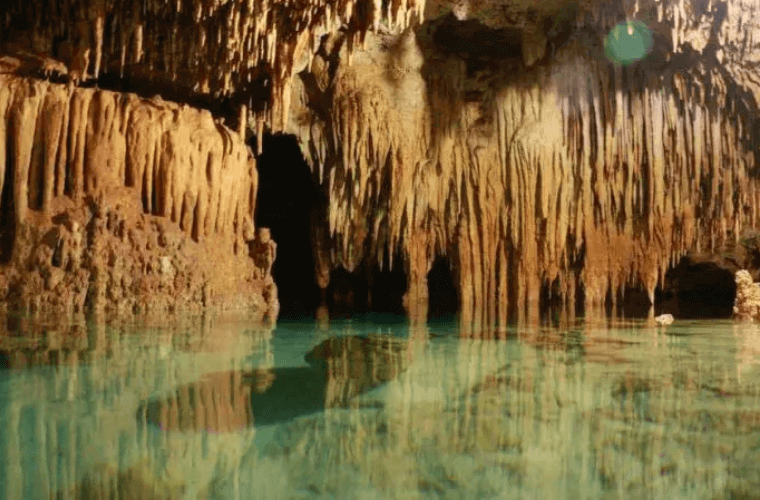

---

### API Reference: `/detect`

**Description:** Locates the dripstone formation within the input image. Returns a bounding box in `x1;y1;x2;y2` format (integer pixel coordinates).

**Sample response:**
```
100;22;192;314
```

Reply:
1;0;759;324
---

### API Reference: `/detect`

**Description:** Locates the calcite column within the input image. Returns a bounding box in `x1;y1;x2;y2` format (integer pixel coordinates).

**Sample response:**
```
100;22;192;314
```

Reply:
403;230;430;323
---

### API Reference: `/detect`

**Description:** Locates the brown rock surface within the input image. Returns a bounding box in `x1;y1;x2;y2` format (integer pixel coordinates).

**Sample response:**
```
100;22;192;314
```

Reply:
734;270;760;322
0;74;276;319
284;1;760;323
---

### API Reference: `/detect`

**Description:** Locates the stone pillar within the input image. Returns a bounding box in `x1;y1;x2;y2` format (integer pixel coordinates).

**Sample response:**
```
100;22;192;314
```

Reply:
403;232;430;324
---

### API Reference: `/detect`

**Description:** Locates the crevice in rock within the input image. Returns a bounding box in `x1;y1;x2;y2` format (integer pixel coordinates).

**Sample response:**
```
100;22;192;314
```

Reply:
253;133;320;319
0;122;15;264
326;266;359;316
366;252;407;315
317;251;407;319
539;277;565;323
92;72;270;132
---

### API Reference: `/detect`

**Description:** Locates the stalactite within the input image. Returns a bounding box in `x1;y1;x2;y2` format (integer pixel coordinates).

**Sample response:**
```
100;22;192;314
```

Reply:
3;0;759;323
1;0;426;138
0;74;256;245
11;84;41;226
290;5;760;325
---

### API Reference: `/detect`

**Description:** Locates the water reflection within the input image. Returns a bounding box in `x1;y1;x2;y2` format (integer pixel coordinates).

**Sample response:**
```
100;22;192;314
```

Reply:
139;334;411;431
1;314;760;498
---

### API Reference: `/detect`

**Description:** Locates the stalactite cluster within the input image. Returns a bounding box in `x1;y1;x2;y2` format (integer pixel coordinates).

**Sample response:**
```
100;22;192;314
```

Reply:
289;0;760;325
0;0;426;136
0;74;256;245
3;0;760;323
0;74;277;318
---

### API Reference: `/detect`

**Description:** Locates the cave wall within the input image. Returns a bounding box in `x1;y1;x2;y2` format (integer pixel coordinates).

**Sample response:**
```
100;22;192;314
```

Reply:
0;74;277;318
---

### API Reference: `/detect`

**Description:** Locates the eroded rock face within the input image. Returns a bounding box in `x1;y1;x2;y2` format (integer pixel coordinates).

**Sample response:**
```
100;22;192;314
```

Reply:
734;270;760;322
0;75;277;319
66;462;187;500
2;192;276;318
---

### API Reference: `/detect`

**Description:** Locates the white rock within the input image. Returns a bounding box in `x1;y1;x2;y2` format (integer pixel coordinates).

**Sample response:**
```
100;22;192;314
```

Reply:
655;313;674;325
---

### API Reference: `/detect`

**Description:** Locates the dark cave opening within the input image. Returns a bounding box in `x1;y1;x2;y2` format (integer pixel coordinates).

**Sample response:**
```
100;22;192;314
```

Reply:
325;251;408;319
252;132;410;321
661;258;737;319
367;253;408;315
539;278;565;324
618;287;657;318
427;256;458;321
252;133;320;319
0;132;15;264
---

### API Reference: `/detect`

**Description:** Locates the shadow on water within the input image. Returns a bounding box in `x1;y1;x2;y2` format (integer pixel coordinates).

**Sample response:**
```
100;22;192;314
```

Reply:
137;334;410;432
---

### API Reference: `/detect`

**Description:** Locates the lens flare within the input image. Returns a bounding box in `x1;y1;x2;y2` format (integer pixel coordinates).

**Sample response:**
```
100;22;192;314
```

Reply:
604;20;654;65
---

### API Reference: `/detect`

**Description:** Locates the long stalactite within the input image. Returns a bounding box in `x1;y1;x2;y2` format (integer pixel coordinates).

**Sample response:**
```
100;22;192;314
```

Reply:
287;0;760;326
0;74;257;245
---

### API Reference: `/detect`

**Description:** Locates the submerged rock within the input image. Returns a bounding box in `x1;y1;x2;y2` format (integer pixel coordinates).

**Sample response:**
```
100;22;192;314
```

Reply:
654;314;674;325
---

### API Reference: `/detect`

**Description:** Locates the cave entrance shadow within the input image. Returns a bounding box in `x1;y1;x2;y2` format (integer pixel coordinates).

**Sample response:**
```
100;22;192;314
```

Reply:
661;258;736;319
427;256;458;323
0;120;16;263
252;133;321;320
324;249;407;320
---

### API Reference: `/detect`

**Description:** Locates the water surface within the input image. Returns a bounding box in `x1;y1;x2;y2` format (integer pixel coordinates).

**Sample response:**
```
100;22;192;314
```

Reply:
1;313;759;499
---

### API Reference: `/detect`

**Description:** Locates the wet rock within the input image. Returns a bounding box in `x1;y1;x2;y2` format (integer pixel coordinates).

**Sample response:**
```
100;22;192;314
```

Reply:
159;256;175;278
250;227;277;279
734;270;760;322
655;314;674;325
44;266;64;291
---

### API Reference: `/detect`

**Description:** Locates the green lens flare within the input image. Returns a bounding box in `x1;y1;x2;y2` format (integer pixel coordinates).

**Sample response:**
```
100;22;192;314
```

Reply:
604;20;654;65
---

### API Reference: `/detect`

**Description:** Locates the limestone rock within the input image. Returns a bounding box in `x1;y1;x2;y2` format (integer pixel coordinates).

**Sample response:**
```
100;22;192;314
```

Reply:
654;314;674;325
734;270;760;322
285;0;760;324
0;75;276;319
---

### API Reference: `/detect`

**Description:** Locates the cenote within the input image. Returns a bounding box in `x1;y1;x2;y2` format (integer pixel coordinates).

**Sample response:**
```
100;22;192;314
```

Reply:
2;0;760;498
1;312;759;499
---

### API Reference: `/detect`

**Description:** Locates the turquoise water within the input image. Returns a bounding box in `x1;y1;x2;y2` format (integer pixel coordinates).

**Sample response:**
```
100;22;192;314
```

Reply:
1;313;760;499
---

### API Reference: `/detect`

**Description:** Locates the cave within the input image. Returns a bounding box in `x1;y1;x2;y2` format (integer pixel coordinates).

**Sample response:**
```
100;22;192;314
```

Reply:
662;258;738;319
325;252;408;319
0;0;757;324
253;133;320;319
427;256;459;321
618;287;658;318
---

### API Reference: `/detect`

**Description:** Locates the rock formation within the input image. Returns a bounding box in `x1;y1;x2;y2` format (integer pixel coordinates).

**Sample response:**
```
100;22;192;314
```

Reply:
1;0;760;323
734;270;760;322
0;74;277;319
288;0;760;324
